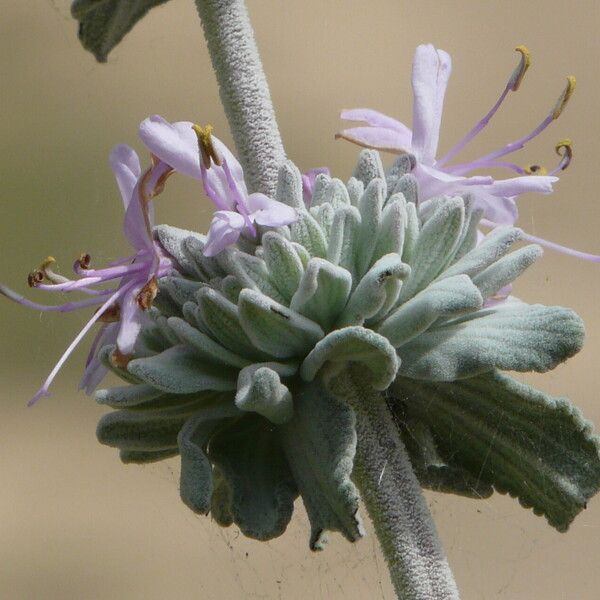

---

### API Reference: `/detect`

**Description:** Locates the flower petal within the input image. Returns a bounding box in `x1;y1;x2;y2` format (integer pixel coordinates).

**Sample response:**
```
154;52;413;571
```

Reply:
341;108;412;137
110;144;141;209
203;211;246;257
411;44;452;165
139;115;201;179
246;193;298;227
116;287;148;355
336;126;411;153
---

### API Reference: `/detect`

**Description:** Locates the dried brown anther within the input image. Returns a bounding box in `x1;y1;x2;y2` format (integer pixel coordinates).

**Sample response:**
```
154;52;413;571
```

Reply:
136;276;159;310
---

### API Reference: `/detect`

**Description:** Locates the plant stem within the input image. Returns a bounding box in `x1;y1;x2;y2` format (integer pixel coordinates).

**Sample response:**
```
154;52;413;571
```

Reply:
194;0;285;196
337;370;460;600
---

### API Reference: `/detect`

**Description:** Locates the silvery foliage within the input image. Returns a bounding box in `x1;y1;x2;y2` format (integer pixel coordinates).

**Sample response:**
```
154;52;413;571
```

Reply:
95;149;600;547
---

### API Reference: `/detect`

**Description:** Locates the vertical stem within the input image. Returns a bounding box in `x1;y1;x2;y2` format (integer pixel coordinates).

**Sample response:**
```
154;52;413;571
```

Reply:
337;370;460;600
194;0;285;196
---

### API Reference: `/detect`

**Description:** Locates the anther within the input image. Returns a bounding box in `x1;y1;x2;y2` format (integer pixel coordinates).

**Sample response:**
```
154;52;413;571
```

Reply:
510;45;531;91
77;253;91;270
552;76;576;120
136;276;158;310
192;124;223;168
555;139;573;171
27;270;44;287
524;164;548;175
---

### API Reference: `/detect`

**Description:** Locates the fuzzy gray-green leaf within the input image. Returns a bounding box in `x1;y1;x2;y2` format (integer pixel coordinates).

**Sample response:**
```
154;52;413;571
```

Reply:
377;274;483;347
398;304;585;380
391;372;600;531
290;258;352;331
209;415;298;541
279;381;364;549
72;0;171;62
301;326;400;390
128;345;238;393
238;289;324;358
235;363;296;424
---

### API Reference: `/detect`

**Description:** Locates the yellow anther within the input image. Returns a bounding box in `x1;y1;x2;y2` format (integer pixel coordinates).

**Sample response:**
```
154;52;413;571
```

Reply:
552;76;576;120
555;139;573;170
524;164;548;176
511;45;531;91
192;123;222;168
40;256;56;271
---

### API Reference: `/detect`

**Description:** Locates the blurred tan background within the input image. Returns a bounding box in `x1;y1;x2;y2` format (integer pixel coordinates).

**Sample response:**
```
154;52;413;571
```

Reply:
1;1;599;598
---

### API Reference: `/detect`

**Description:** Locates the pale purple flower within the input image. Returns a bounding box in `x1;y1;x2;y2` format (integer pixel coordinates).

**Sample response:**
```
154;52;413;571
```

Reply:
0;145;175;404
337;45;599;261
139;115;298;256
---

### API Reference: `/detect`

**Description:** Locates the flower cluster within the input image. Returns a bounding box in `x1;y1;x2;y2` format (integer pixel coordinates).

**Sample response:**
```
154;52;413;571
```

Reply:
92;149;599;546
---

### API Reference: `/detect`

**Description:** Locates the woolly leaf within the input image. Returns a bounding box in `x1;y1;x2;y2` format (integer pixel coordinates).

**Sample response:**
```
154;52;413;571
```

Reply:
346;177;364;207
166;317;251;369
377;274;483;347
398;304;585;380
72;0;171;62
196;287;266;359
280;381;364;549
301;326;399;390
338;254;409;327
262;232;305;302
238;289;324;358
178;403;241;514
154;225;206;279
96;395;205;452
441;226;523;280
290;258;352;331
95;383;163;408
389;173;418;204
399;196;465;301
289;210;327;258
235;363;296;424
391;373;600;531
395;416;493;499
209;414;298;540
161;276;203;307
120;448;179;464
275;160;304;209
128;345;238;393
355;179;384;277
472;244;542;300
326;205;361;276
353;149;385;188
217;249;285;303
371;194;406;263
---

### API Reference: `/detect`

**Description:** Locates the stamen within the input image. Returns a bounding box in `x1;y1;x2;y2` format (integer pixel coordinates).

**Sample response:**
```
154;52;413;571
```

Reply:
192;124;223;168
136;276;158;310
552;76;576;120
438;46;531;167
509;45;531;91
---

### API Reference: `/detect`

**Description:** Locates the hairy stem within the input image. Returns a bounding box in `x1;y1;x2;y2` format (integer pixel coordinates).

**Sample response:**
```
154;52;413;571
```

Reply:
194;0;285;196
334;370;460;600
